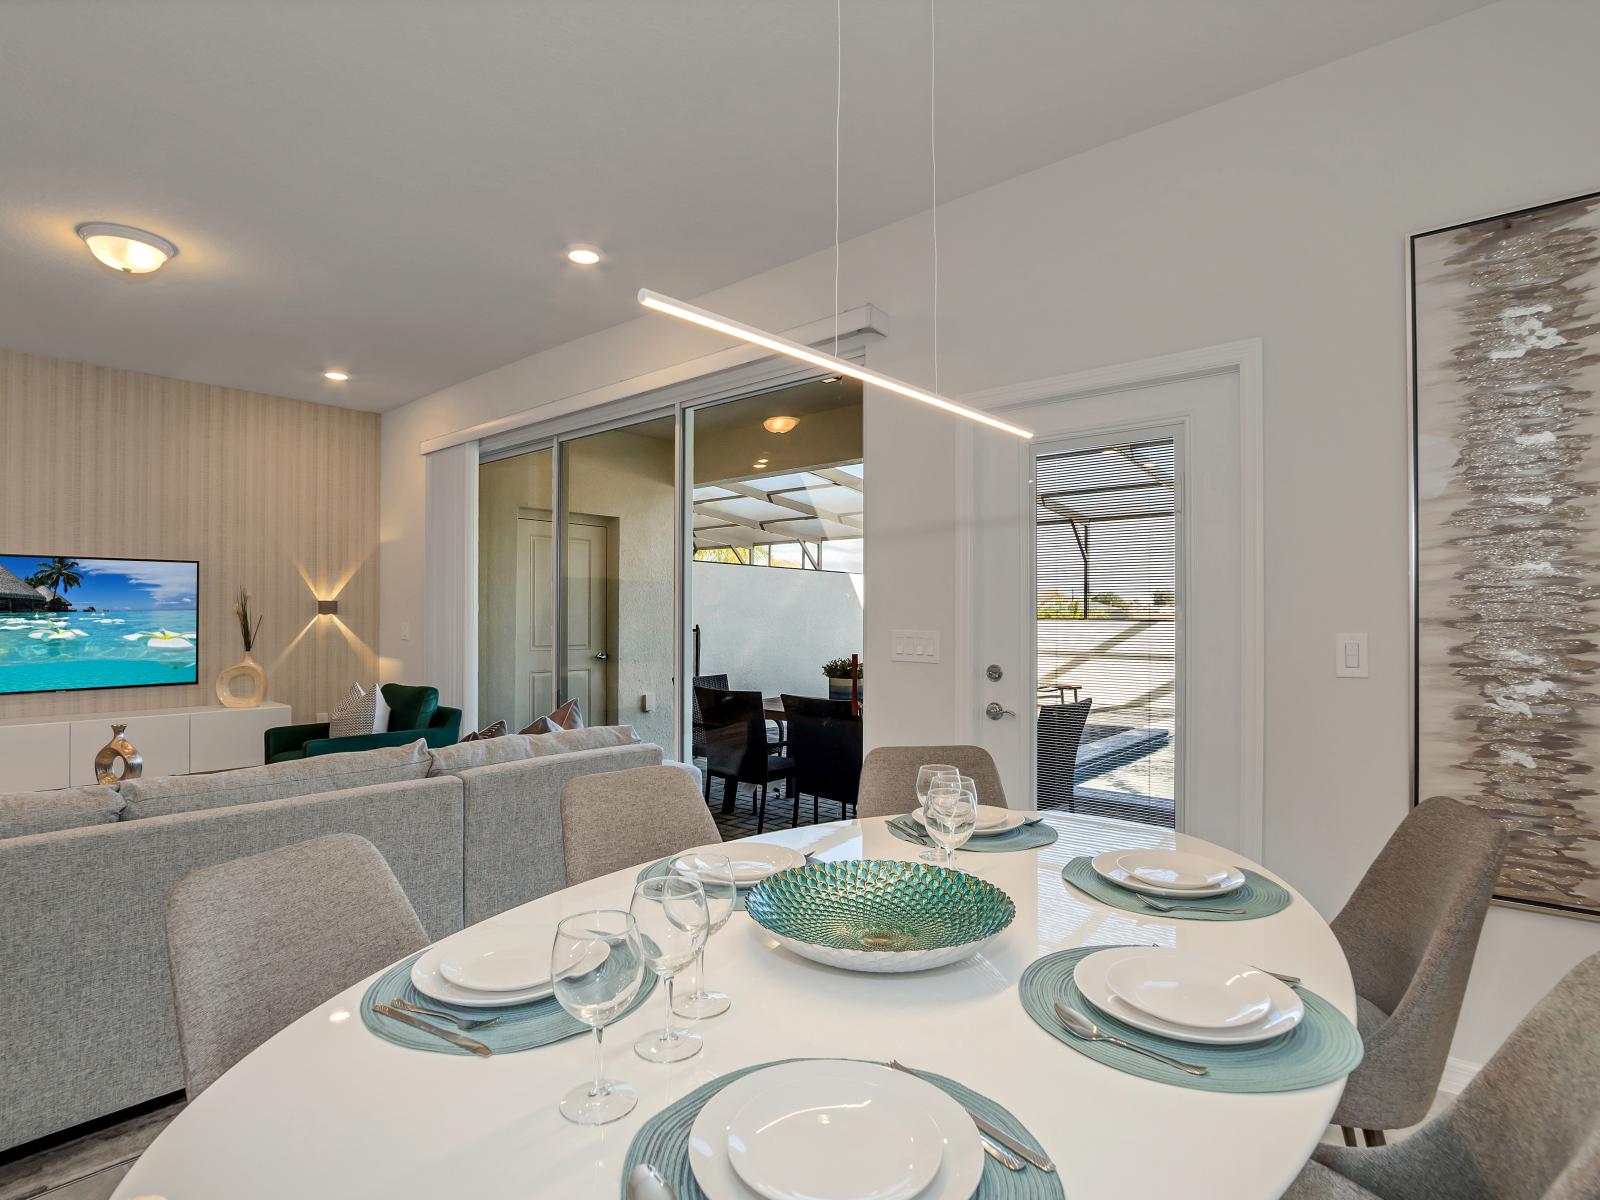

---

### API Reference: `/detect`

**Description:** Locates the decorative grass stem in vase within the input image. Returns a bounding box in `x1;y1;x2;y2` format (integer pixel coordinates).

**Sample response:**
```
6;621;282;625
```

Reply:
216;587;268;708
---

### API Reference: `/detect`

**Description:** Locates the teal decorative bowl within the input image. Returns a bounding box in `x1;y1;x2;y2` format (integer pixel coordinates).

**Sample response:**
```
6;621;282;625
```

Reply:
745;859;1017;973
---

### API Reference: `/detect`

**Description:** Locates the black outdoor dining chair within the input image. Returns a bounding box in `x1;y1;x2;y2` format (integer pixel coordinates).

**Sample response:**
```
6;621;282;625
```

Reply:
1037;698;1092;811
695;686;794;830
690;673;729;769
781;694;862;824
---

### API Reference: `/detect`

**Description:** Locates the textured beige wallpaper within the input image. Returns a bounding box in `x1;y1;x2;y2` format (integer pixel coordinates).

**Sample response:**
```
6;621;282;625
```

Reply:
0;349;379;721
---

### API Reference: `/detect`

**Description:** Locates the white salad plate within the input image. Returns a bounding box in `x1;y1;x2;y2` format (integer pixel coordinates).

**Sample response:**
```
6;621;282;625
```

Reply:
689;1060;982;1200
435;924;556;992
674;842;806;885
1074;947;1304;1045
1090;850;1246;898
912;804;1025;836
1112;849;1240;890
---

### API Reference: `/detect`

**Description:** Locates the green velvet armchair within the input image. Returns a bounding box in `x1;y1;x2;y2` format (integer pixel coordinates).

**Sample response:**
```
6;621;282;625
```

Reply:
263;683;463;763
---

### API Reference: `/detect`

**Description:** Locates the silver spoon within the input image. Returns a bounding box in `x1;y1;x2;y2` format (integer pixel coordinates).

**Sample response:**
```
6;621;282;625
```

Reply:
1134;893;1246;916
390;997;499;1031
627;1164;679;1200
1053;1002;1209;1075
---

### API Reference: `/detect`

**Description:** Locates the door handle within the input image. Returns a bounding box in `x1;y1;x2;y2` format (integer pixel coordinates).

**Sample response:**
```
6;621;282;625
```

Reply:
985;702;1015;721
594;651;609;660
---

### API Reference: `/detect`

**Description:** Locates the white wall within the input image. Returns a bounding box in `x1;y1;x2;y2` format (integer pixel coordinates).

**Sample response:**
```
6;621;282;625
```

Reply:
692;562;864;701
380;0;1600;1070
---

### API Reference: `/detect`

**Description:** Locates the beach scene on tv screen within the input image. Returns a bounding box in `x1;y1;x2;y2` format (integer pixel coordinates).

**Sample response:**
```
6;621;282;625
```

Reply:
0;556;198;695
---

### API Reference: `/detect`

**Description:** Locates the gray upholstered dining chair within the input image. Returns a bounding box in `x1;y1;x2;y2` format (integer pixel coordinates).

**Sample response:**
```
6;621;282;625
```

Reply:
561;764;721;885
855;745;1008;819
1284;952;1600;1200
163;833;427;1096
1330;796;1508;1143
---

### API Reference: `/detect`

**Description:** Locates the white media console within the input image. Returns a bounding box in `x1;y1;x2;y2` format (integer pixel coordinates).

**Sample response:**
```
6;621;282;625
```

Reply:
0;701;292;792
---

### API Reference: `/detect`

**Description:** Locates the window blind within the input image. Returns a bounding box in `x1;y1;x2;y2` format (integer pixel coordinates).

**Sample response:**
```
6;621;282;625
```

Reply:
1034;437;1177;824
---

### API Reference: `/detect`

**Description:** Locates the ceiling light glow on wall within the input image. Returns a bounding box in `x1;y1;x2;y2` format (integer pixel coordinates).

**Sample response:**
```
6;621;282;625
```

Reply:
323;370;350;382
75;222;177;275
638;290;1032;439
566;246;602;265
763;415;799;434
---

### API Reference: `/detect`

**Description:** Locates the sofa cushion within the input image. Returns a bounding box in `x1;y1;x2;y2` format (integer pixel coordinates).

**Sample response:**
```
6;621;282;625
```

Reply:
427;726;641;777
120;740;431;820
382;683;438;733
0;785;124;839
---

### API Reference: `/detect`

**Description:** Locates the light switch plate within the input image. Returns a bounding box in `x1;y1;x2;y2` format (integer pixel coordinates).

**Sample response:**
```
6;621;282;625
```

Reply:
1335;632;1369;678
891;629;941;663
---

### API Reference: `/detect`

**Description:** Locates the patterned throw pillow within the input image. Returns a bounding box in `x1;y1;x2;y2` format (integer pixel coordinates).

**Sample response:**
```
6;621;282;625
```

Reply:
329;682;382;738
461;719;508;742
519;697;584;735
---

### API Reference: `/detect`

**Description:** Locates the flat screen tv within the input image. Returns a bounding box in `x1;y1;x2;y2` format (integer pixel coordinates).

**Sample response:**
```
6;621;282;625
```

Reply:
0;555;199;696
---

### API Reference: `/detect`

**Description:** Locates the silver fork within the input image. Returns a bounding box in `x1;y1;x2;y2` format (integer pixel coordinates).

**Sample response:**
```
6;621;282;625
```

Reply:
391;997;499;1031
1134;893;1246;916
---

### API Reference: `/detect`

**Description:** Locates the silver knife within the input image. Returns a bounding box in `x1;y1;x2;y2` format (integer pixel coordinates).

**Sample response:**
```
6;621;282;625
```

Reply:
889;1060;1054;1172
892;816;932;844
374;1003;493;1056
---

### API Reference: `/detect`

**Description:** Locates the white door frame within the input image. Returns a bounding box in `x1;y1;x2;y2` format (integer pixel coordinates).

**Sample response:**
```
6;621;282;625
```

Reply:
956;339;1264;860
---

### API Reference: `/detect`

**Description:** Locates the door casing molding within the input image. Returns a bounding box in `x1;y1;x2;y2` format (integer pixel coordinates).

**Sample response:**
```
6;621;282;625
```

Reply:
955;339;1264;860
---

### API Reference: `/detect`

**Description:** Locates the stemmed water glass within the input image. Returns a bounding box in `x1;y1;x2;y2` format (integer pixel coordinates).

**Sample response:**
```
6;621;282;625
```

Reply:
671;852;737;1019
914;764;960;860
550;909;647;1125
925;784;977;869
630;875;710;1062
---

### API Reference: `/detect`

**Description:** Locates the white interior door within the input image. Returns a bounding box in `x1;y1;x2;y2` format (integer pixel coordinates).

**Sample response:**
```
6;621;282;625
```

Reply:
562;518;611;723
515;518;557;729
969;365;1258;855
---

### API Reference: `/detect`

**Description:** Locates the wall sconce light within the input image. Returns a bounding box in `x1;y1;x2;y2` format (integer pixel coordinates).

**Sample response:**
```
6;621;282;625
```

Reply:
317;600;339;617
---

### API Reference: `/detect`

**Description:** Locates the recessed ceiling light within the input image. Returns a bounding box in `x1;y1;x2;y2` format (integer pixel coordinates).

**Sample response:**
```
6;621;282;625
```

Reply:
75;222;177;275
323;370;350;382
566;245;602;266
763;415;799;435
821;375;842;384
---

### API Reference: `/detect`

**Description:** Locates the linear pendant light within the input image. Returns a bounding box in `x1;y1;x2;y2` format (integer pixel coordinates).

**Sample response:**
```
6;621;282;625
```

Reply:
638;289;1033;439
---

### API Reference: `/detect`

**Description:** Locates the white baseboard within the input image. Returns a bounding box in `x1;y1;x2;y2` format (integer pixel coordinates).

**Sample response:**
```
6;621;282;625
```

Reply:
1439;1055;1481;1096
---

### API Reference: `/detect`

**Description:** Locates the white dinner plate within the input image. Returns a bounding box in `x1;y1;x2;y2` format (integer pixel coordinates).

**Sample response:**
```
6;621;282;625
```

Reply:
690;1060;983;1200
412;928;561;1008
435;924;555;992
1073;947;1304;1045
912;804;1024;836
1090;850;1246;898
727;1072;943;1200
1112;849;1239;890
1103;949;1278;1028
674;842;806;885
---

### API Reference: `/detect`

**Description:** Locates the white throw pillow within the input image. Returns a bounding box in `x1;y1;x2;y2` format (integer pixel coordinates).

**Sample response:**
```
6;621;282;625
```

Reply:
329;681;381;738
371;685;391;735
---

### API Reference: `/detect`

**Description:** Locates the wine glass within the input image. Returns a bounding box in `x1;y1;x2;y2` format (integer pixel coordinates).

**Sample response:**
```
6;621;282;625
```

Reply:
914;765;960;860
550;909;646;1125
671;852;737;1019
630;875;710;1062
925;785;977;868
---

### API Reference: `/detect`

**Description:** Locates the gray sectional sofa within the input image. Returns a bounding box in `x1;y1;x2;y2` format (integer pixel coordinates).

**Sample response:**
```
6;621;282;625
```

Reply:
0;726;688;1152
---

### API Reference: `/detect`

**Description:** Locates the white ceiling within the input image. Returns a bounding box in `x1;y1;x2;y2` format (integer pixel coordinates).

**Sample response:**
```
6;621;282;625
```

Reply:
0;0;1490;411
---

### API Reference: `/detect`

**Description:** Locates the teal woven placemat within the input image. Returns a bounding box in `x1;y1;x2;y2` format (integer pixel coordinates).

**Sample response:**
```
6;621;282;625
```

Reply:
887;814;1060;853
360;951;657;1055
1061;856;1290;920
1019;947;1361;1093
620;1057;1065;1199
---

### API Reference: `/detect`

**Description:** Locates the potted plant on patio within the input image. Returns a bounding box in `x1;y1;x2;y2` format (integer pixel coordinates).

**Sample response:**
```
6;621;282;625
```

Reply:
822;656;862;704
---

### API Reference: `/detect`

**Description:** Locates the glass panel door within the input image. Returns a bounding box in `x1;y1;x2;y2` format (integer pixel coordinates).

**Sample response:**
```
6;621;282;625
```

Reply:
478;446;555;732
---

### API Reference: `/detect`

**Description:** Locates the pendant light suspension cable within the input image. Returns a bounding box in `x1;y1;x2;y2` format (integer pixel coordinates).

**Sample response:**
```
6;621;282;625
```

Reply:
930;0;939;394
834;0;842;358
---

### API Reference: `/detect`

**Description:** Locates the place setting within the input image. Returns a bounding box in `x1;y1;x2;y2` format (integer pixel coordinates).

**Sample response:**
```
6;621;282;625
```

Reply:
637;841;808;912
1017;944;1362;1093
360;915;659;1057
623;1056;1064;1200
886;764;1059;856
1060;846;1291;920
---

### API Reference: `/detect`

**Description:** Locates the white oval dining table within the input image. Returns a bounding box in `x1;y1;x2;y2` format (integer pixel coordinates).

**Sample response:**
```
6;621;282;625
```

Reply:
114;813;1353;1200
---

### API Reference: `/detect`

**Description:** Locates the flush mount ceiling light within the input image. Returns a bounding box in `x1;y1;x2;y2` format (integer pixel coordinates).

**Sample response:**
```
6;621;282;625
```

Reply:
637;1;1030;441
641;290;1033;439
763;415;800;434
323;370;350;382
566;245;602;266
75;222;177;275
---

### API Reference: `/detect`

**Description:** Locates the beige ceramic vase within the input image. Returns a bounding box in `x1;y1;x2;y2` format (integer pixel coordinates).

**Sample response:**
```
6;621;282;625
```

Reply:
216;651;268;708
